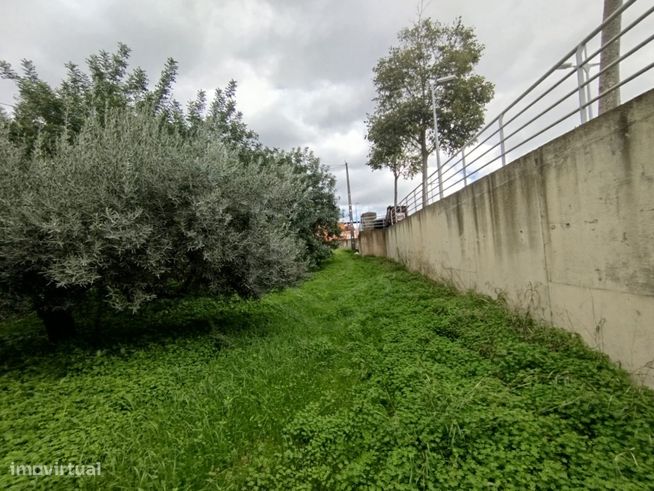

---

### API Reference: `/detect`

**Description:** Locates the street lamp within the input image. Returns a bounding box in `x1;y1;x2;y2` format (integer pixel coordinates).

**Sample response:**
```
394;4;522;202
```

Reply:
428;74;456;204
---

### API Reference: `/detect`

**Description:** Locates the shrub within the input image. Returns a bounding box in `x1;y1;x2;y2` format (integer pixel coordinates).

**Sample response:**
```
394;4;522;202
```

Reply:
1;44;340;272
0;110;307;340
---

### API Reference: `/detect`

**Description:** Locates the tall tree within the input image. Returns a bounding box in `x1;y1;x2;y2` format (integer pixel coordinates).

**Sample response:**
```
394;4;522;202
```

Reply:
0;44;341;340
0;110;308;340
0;43;182;156
207;79;260;157
366;16;493;206
366;109;419;208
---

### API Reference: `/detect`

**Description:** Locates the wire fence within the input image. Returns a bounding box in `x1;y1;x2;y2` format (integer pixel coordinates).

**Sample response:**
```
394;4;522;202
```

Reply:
396;0;654;219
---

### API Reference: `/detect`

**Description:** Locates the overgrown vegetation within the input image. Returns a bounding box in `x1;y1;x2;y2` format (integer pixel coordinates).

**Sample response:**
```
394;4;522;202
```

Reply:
1;251;652;489
0;44;339;340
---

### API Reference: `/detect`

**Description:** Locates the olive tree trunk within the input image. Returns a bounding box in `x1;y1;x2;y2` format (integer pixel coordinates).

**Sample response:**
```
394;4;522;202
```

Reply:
36;306;76;342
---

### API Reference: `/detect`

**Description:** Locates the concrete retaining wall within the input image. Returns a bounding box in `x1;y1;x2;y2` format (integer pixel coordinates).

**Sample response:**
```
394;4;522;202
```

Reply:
360;89;654;386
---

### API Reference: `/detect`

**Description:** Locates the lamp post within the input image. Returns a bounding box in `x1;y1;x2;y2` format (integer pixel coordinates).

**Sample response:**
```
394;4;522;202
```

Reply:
429;74;456;203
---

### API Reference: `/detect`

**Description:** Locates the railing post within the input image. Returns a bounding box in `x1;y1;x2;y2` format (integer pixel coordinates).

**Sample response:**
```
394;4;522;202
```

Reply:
583;45;594;120
461;149;467;186
498;113;507;166
576;43;589;123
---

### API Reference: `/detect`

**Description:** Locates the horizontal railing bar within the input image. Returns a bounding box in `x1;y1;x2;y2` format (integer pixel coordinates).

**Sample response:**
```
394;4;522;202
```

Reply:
582;5;654;66
476;0;637;129
429;70;575;191
394;1;650;221
491;33;654;149
439;62;654;196
438;32;653;189
419;0;640;189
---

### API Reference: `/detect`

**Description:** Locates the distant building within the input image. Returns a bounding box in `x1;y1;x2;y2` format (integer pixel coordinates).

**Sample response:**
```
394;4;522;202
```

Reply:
338;221;358;240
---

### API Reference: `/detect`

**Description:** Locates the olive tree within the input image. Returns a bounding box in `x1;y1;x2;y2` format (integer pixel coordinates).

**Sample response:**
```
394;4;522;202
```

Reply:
0;44;340;341
0;110;307;341
253;147;340;268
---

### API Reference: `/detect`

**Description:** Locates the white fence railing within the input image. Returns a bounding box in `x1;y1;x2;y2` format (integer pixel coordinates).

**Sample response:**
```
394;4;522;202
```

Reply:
397;0;654;218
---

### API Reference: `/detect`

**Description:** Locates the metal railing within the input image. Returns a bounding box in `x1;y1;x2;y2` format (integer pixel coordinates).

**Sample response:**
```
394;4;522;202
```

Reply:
397;0;654;218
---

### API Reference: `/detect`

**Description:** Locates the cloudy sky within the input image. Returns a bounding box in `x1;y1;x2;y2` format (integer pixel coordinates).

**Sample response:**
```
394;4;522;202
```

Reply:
1;0;651;218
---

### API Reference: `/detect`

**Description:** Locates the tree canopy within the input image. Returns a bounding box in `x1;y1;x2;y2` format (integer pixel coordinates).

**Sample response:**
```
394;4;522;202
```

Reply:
366;16;494;204
0;44;339;341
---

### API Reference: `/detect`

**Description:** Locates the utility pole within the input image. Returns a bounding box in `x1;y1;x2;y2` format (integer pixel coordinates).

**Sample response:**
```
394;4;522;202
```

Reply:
344;161;356;251
599;0;622;114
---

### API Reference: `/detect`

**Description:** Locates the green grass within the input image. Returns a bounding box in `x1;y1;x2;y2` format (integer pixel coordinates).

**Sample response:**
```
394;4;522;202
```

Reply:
1;250;653;490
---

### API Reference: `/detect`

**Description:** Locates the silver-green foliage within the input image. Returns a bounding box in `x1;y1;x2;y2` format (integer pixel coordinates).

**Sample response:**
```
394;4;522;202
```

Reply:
0;110;306;315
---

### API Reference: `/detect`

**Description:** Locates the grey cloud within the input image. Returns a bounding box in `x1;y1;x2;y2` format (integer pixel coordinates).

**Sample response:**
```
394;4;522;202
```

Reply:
306;85;374;132
249;110;314;150
1;0;633;214
248;0;412;86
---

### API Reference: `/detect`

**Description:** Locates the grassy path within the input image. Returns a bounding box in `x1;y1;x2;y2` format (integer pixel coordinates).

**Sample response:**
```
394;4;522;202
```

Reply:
1;251;653;489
